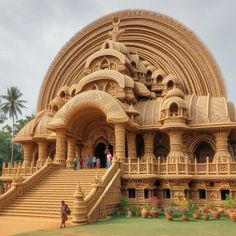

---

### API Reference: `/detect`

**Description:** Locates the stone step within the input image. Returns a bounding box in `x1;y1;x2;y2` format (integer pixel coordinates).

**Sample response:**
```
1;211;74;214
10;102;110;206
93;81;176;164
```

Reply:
0;167;107;218
0;212;61;219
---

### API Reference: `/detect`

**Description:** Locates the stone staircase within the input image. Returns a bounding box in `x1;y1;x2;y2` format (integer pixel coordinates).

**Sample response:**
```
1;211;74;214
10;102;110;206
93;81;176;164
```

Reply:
0;168;106;219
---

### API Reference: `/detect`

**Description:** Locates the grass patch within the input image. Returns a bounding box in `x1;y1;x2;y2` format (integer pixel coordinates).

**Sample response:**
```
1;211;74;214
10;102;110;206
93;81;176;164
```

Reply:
15;215;236;236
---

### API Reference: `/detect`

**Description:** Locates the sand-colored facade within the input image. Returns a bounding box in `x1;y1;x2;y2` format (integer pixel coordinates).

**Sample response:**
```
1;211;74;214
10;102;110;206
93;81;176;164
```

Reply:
1;10;236;218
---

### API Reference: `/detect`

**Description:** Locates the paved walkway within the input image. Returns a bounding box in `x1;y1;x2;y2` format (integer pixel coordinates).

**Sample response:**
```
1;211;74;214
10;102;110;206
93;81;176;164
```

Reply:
0;216;61;236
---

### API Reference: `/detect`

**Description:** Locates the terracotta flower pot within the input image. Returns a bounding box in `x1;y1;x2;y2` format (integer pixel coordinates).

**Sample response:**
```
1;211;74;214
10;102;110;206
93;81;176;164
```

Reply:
141;208;149;218
211;211;221;220
165;213;173;221
202;214;209;220
193;212;199;220
181;214;188;221
229;212;236;222
150;210;159;218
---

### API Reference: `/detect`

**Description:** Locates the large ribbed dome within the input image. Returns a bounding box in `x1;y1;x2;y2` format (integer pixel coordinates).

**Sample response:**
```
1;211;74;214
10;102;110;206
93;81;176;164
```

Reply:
36;9;225;112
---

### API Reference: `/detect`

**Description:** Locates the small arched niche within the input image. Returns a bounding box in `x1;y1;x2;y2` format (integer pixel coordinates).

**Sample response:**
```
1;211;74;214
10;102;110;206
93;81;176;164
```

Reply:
170;102;178;117
193;141;215;163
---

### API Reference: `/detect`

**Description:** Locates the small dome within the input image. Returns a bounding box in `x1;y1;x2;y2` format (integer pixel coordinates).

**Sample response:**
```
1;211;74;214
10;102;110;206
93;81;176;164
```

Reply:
166;87;185;99
101;39;128;54
13;118;36;142
162;74;180;85
126;104;139;116
152;69;166;80
56;86;70;98
34;114;53;138
138;61;147;74
69;84;77;97
49;96;65;107
162;97;186;110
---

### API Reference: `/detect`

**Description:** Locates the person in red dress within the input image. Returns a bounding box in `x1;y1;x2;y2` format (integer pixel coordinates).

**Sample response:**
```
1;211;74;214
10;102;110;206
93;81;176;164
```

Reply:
60;200;70;228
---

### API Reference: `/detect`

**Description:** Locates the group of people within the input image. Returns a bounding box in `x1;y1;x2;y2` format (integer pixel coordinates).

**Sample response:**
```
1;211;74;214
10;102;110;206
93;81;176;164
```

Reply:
72;156;83;170
73;152;113;170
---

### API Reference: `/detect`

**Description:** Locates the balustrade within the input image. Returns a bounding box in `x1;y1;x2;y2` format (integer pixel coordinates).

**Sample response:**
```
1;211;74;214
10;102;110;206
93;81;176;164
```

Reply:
1;161;41;177
121;158;236;176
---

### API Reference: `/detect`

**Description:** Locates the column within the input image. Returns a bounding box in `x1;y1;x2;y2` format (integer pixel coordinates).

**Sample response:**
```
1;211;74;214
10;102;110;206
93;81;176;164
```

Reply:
37;141;48;167
67;138;76;169
115;123;126;162
22;143;33;167
167;130;188;163
126;132;136;160
54;129;66;164
143;131;155;161
213;130;232;163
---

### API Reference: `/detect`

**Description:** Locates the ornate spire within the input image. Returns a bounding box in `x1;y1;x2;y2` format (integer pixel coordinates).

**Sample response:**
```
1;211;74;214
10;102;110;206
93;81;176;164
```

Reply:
108;17;124;41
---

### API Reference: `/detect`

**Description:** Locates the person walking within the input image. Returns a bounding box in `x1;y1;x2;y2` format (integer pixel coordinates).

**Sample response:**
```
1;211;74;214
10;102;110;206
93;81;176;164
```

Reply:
92;156;97;168
60;200;70;228
107;152;112;168
73;156;78;170
96;157;101;168
86;154;91;168
79;156;83;169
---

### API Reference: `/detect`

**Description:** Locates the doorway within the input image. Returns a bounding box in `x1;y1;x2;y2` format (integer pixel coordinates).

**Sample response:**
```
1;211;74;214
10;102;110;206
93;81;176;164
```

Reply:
94;142;113;168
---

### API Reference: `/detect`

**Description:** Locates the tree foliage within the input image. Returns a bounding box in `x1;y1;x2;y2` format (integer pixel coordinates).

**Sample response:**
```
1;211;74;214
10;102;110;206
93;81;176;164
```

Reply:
0;115;34;174
0;87;27;163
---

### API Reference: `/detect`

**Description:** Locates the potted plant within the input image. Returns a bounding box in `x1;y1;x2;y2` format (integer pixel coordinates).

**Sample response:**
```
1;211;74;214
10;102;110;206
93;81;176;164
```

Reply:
224;194;235;219
201;206;210;220
119;195;128;216
141;204;150;218
164;206;174;221
229;209;236;222
179;206;189;221
149;197;159;218
188;202;199;219
208;203;221;220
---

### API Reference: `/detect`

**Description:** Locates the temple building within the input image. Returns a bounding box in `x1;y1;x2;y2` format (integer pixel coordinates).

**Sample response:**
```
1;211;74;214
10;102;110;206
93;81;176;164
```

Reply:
0;10;236;222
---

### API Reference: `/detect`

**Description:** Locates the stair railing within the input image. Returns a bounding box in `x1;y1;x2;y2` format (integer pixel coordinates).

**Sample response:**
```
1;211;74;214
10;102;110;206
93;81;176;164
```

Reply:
84;161;120;211
71;160;121;223
0;162;60;210
87;168;121;222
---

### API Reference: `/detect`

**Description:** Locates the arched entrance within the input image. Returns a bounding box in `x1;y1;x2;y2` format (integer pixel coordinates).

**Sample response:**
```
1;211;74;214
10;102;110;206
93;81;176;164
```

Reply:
94;142;113;168
194;141;215;163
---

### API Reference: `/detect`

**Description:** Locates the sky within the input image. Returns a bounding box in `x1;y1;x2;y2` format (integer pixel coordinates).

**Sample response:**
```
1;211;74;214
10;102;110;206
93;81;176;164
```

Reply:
0;0;236;121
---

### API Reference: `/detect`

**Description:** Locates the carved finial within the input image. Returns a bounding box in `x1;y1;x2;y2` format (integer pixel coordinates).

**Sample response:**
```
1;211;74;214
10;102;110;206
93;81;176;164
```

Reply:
92;172;101;185
76;183;82;193
108;17;124;41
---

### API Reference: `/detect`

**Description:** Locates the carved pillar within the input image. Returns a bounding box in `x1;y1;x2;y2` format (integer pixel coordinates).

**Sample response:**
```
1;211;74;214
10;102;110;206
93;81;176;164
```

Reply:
213;130;232;163
143;131;156;161
67;138;76;169
115;123;126;162
37;141;48;167
127;132;136;160
54;129;66;165
167;130;188;163
22;143;33;167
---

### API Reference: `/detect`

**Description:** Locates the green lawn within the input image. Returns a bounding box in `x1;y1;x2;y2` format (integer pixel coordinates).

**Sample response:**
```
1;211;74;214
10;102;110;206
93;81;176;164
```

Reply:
16;215;236;236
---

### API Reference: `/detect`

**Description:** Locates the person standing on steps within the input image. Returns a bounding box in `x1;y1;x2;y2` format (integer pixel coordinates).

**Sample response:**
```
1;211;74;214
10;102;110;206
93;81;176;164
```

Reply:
73;155;78;170
60;200;70;228
107;152;112;168
79;156;83;169
86;154;91;168
92;155;97;168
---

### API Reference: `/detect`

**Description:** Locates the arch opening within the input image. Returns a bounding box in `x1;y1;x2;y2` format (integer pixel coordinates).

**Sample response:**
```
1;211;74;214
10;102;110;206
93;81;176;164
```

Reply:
94;141;113;168
194;141;215;163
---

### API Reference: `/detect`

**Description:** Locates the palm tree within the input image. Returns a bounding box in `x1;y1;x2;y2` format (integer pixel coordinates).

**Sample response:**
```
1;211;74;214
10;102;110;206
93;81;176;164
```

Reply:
0;99;7;124
0;87;27;163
